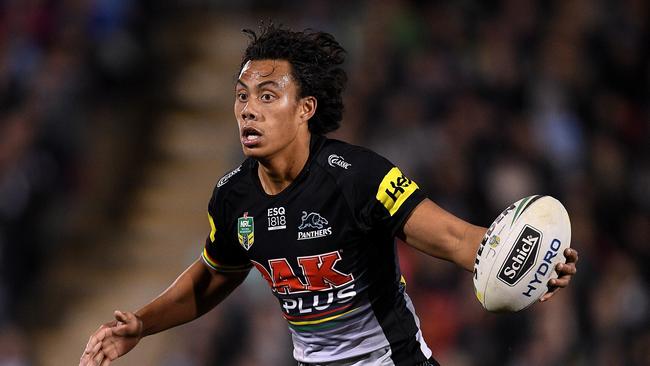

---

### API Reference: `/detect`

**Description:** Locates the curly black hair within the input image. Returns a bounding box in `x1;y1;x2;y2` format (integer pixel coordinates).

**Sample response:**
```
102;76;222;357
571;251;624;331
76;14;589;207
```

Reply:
240;24;347;135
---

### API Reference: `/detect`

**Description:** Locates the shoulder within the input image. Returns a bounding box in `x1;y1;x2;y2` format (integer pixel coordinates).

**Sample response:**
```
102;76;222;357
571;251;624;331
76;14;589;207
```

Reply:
210;158;254;207
312;138;399;205
313;138;393;177
313;138;425;229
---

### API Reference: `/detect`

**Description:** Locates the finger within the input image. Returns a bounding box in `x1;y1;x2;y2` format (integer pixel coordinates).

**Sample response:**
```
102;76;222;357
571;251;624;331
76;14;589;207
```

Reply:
82;342;94;357
113;311;128;335
93;351;105;366
81;338;102;365
556;263;577;276
100;357;112;366
81;340;102;363
90;340;102;354
94;323;116;341
113;311;141;337
85;328;102;351
84;327;108;354
80;352;92;366
539;288;558;302
114;310;129;323
101;336;123;361
85;337;102;353
112;323;129;337
564;248;579;263
548;277;570;288
112;317;135;337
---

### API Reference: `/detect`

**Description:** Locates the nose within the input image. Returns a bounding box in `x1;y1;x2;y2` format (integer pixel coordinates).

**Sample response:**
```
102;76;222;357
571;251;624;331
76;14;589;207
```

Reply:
240;102;258;122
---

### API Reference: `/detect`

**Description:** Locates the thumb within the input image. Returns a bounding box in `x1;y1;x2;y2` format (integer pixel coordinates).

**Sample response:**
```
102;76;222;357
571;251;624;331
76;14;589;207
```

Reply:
114;310;129;324
112;311;140;336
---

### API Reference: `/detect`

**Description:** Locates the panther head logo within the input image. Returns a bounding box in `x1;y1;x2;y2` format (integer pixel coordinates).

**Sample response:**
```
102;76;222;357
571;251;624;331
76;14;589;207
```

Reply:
299;211;329;230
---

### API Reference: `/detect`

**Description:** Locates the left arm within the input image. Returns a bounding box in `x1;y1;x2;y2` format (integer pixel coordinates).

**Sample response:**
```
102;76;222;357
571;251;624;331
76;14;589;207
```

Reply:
399;198;578;301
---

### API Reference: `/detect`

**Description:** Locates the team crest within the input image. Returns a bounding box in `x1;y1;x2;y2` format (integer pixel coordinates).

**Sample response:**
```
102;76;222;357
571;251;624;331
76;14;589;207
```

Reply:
237;212;255;250
297;211;332;241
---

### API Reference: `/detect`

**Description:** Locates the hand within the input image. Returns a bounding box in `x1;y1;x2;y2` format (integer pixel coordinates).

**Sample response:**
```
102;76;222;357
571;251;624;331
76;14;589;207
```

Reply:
540;248;579;302
79;310;143;366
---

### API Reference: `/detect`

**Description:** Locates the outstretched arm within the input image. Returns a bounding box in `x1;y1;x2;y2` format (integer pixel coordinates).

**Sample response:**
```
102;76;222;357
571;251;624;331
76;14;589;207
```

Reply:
400;198;486;272
399;198;577;300
80;259;248;365
136;258;248;336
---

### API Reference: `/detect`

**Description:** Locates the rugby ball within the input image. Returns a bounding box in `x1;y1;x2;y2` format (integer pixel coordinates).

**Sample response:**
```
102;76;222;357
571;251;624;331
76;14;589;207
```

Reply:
473;195;571;312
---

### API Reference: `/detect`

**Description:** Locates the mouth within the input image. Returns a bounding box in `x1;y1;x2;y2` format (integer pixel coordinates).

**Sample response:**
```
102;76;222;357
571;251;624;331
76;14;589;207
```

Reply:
241;126;262;147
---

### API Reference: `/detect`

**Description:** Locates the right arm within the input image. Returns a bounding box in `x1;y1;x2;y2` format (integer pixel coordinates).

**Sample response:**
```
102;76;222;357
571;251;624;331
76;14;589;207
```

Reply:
137;258;248;336
79;260;248;365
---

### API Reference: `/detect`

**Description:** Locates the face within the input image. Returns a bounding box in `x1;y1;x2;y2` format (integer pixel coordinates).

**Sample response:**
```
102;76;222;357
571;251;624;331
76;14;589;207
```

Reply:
234;59;315;160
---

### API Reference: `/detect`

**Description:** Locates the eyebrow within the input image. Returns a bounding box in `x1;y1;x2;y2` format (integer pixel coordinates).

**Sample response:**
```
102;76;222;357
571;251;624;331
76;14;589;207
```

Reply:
236;79;281;89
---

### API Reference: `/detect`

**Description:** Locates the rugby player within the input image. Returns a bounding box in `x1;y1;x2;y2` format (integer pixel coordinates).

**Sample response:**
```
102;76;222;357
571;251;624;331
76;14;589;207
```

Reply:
80;25;578;366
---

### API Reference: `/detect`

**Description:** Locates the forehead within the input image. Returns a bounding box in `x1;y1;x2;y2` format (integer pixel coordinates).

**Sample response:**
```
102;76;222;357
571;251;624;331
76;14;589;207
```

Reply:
238;59;293;84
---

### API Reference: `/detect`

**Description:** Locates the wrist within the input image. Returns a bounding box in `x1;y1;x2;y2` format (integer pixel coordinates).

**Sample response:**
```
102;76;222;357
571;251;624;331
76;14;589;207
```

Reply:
133;311;147;338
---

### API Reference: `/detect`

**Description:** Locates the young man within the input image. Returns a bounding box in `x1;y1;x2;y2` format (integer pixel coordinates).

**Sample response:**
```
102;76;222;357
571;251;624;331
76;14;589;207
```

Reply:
80;25;578;366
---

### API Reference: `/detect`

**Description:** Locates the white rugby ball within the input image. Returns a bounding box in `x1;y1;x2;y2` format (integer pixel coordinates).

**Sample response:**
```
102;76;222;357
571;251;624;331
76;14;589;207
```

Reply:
473;195;571;312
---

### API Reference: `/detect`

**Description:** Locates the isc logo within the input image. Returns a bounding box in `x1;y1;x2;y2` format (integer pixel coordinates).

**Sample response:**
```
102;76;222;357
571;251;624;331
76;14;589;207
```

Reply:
497;225;541;286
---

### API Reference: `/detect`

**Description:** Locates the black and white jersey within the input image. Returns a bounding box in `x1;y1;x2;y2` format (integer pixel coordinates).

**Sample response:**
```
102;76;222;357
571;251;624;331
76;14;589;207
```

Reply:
202;135;434;365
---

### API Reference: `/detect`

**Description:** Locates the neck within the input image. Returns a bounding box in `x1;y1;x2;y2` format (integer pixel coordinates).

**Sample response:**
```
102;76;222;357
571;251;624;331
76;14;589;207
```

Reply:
257;133;312;195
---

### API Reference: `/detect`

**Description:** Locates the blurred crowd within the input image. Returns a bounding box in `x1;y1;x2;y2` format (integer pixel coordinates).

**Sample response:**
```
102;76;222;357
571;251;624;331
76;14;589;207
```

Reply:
0;0;150;364
1;0;648;365
346;1;649;365
175;1;648;365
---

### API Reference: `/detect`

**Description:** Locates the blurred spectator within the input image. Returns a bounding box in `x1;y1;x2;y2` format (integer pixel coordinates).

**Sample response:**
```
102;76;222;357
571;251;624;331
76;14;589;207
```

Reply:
0;0;151;362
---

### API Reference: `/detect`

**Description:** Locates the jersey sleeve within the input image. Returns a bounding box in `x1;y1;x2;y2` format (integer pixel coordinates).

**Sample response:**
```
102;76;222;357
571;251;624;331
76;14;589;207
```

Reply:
347;149;426;237
201;187;252;273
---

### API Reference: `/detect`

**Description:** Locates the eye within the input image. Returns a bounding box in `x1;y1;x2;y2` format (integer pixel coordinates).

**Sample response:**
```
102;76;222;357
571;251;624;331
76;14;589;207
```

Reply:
260;92;276;102
236;91;248;102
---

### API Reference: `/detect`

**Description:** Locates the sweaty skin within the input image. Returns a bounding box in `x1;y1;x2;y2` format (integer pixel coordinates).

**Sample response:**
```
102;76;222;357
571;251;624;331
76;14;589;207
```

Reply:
235;60;316;195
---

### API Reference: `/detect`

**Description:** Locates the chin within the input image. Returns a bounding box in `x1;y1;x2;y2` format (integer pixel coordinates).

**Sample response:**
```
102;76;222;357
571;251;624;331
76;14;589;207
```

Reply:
241;145;268;159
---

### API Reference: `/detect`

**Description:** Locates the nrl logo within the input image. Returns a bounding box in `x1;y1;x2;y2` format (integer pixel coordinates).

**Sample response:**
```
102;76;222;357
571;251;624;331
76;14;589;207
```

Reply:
297;211;332;241
237;212;254;250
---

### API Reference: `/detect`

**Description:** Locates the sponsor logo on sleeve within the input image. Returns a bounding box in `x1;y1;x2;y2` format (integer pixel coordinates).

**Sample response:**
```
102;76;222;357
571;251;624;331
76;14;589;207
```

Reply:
375;167;419;216
217;165;242;187
297;211;332;240
237;212;255;250
328;154;351;169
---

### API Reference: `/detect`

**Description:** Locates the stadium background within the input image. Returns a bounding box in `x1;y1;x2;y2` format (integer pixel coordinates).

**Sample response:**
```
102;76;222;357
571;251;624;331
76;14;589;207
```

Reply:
0;0;648;365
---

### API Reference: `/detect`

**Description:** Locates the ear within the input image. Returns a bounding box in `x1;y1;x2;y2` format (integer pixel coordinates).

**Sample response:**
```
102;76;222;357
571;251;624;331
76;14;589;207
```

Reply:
298;96;317;124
